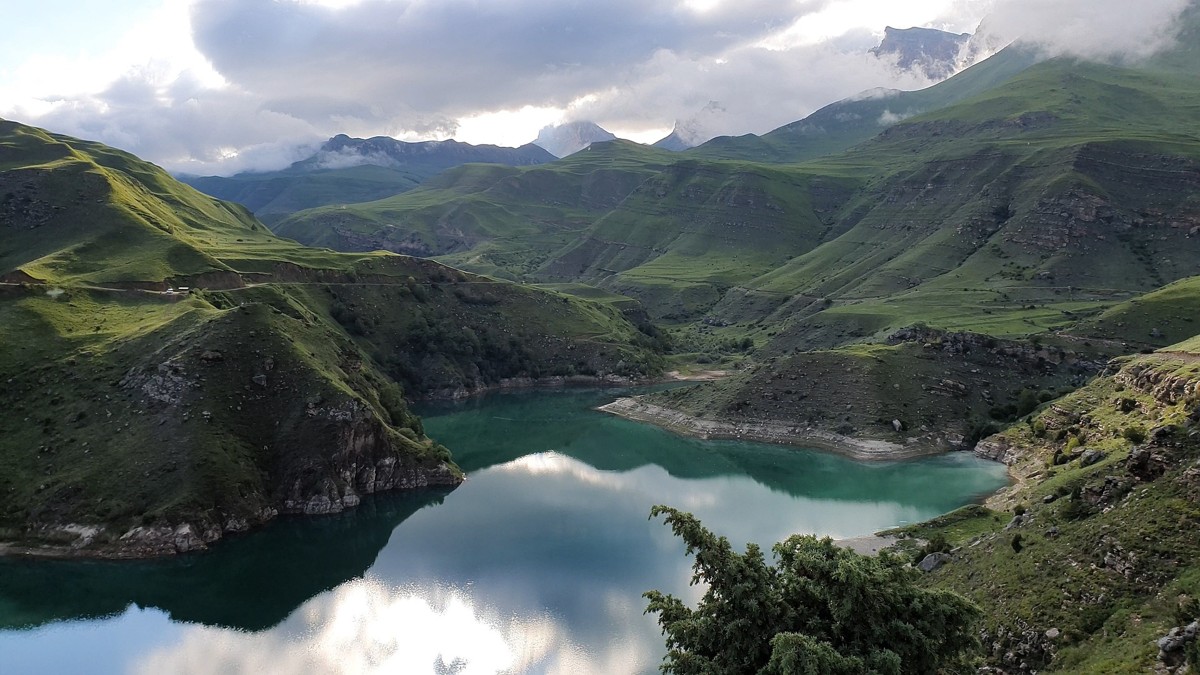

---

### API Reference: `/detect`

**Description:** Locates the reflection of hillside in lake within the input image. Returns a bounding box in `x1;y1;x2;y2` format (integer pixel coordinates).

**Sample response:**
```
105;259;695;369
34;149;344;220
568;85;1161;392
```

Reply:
422;387;1009;506
0;388;1008;674
0;489;452;632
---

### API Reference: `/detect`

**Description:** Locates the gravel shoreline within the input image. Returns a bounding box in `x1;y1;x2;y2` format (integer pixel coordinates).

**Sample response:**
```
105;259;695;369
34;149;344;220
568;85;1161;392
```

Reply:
598;396;943;461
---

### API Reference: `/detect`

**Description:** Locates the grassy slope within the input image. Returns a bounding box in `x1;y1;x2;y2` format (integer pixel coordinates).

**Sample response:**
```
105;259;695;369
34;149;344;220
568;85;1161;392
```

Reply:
0;119;663;554
893;337;1200;672
1069;275;1200;350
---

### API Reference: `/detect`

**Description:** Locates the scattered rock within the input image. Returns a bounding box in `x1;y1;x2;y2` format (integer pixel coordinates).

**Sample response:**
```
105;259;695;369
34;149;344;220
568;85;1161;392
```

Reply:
199;350;224;363
1151;425;1177;440
252;373;268;388
892;419;904;432
1127;446;1168;482
1157;620;1198;668
1045;627;1060;640
1042;494;1058;504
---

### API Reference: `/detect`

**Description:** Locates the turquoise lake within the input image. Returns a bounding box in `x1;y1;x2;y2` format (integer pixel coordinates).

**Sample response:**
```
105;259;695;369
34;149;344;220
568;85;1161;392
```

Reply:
0;387;1008;674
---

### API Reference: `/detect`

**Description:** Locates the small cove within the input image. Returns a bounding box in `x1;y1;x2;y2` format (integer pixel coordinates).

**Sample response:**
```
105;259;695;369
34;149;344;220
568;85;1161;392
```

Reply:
0;387;1008;674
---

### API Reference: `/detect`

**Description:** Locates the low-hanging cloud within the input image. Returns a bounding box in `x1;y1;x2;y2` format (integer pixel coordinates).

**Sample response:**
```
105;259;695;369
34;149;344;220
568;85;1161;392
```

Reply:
562;42;935;140
977;0;1192;61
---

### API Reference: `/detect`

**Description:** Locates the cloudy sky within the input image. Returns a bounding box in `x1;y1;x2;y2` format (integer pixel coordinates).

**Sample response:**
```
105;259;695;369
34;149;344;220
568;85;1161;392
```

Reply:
0;0;1190;174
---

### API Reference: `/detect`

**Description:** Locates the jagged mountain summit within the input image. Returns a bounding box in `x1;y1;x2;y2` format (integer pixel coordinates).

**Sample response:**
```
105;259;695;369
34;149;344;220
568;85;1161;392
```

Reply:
653;101;729;151
533;120;617;158
180;134;555;224
870;26;971;80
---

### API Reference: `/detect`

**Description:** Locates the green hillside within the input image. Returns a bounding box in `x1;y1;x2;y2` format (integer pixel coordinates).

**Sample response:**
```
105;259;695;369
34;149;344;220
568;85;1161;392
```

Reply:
0;119;663;557
183;164;425;226
276;141;863;318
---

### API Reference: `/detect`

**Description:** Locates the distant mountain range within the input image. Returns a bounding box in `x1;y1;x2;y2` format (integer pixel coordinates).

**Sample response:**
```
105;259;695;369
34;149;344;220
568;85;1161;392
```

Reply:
181;24;987;218
180;134;555;224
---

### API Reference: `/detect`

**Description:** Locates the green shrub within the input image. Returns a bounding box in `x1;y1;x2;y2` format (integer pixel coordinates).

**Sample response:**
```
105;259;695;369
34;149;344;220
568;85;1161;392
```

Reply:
1015;389;1041;417
1032;419;1047;438
1122;425;1147;444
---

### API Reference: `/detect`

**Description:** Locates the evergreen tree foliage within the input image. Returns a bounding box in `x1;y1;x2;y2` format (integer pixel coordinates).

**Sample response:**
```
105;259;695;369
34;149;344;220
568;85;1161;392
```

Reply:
644;506;981;674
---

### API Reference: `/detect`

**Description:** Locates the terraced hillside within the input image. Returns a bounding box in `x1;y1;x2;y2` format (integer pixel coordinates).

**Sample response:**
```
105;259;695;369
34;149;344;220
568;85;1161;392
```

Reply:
0;119;662;557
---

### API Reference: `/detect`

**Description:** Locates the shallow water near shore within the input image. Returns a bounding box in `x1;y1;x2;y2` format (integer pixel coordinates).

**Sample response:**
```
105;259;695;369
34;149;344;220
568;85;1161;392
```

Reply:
0;387;1007;674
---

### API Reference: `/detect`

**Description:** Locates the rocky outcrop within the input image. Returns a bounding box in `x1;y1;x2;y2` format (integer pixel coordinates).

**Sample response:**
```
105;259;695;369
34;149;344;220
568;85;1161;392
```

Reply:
974;435;1024;465
278;402;460;517
426;373;638;400
1116;357;1200;406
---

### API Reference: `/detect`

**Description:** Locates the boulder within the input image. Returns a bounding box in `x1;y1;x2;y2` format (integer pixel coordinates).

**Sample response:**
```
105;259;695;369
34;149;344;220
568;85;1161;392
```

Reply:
1080;449;1106;467
1127;446;1168;482
918;552;952;572
1157;620;1198;668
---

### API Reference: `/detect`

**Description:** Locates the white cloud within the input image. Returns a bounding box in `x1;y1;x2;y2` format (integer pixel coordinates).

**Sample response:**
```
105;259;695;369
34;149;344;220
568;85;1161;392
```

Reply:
2;0;1194;173
978;0;1191;61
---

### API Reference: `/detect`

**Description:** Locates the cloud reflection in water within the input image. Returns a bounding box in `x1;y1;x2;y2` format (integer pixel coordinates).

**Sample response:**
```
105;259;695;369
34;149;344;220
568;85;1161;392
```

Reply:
134;580;563;674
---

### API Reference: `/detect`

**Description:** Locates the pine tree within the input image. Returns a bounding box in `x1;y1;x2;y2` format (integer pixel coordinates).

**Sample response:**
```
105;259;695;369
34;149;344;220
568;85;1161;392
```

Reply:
645;506;981;674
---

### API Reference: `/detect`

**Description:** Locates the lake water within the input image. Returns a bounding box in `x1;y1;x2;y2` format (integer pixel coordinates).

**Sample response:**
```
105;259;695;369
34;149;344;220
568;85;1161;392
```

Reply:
0;387;1008;674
